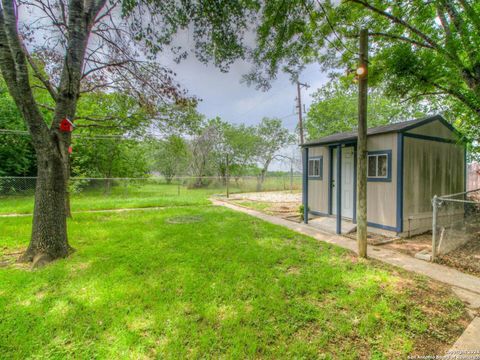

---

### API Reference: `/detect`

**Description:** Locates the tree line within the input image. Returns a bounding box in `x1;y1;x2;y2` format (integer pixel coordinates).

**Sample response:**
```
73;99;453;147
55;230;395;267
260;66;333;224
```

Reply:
0;83;295;190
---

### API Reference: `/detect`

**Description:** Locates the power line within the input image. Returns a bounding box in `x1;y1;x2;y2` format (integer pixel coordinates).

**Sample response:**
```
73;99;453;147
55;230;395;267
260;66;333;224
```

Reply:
278;113;296;120
230;86;286;123
0;129;137;140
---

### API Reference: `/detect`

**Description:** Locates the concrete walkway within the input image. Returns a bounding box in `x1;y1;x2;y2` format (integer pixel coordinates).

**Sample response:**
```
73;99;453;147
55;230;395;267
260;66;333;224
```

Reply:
450;317;480;351
213;199;480;349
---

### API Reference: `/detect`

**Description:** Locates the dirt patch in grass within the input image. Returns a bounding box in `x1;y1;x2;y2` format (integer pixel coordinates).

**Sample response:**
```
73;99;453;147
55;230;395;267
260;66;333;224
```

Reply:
228;191;301;203
407;284;471;356
383;234;432;257
165;215;204;224
0;247;29;270
436;235;480;277
225;191;301;219
344;231;398;246
381;233;480;277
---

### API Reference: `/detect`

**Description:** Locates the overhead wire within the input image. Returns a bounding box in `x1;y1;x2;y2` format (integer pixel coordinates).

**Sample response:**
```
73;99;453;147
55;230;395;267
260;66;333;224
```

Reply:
0;129;134;140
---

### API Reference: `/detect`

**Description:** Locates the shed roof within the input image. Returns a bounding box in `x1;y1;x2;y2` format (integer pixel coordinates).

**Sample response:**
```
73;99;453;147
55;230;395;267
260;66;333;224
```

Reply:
302;114;456;147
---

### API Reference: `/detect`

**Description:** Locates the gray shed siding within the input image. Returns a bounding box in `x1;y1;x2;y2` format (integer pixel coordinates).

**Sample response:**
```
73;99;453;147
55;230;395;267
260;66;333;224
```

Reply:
307;146;329;214
306;133;398;229
304;116;465;236
402;129;465;235
366;133;398;229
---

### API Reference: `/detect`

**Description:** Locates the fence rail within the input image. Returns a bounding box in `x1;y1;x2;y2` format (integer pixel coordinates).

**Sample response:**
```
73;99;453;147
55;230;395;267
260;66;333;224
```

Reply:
432;189;480;261
0;175;302;215
0;175;302;195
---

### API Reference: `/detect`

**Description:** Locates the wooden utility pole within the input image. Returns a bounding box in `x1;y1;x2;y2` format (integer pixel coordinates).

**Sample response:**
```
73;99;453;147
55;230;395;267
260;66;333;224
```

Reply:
296;81;308;145
357;28;368;258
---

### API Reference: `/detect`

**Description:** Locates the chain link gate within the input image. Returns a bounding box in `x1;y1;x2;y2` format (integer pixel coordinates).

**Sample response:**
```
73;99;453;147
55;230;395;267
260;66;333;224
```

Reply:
432;189;480;262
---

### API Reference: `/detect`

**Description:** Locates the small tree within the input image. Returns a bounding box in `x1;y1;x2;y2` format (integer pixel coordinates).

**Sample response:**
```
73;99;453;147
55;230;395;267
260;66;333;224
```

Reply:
254;118;295;191
153;135;189;183
189;124;217;188
207;118;258;183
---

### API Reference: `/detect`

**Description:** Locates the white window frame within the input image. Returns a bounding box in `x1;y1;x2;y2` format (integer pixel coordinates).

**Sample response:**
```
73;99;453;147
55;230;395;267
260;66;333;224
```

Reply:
367;151;390;181
308;157;323;179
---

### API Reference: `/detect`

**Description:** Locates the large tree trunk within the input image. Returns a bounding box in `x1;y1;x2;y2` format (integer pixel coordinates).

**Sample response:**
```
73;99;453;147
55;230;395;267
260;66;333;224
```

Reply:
0;0;107;267
19;148;73;267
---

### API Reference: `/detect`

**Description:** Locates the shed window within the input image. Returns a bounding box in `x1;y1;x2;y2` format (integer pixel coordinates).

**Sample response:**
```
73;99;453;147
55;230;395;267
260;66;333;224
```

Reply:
308;157;323;179
367;152;390;179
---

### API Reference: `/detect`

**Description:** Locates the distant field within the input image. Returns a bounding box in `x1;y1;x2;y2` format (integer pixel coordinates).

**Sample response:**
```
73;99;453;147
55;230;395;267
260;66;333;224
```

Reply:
0;177;302;215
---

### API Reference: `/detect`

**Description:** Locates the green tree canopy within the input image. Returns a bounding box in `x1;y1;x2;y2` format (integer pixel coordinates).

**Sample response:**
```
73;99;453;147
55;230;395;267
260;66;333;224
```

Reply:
0;87;36;176
253;117;295;189
149;135;189;183
305;80;433;140
246;0;479;142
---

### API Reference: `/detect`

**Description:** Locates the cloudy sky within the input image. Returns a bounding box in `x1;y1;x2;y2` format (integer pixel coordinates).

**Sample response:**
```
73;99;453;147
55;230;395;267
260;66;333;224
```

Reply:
162;28;331;134
171;58;328;132
166;54;331;170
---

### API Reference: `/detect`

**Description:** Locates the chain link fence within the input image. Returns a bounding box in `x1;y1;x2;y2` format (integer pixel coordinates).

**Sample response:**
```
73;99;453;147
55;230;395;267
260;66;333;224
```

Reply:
432;189;480;265
0;175;302;214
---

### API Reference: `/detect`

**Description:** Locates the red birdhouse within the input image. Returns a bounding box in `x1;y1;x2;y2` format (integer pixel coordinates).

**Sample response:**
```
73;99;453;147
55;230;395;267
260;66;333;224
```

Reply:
59;118;74;132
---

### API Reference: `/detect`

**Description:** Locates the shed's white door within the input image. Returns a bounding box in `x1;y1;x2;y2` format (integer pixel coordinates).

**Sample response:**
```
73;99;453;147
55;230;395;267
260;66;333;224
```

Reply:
341;147;354;219
331;146;354;219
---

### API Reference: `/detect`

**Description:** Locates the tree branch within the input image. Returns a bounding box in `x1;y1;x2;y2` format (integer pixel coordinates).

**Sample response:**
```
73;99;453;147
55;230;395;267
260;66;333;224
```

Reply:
0;0;50;149
348;0;441;50
348;0;478;87
368;32;434;49
457;0;480;34
441;0;477;69
399;91;445;104
81;59;131;79
23;48;58;101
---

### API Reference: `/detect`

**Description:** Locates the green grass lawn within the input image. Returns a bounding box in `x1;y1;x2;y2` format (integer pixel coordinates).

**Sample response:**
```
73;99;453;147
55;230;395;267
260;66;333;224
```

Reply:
0;205;468;359
0;178;301;215
0;184;216;214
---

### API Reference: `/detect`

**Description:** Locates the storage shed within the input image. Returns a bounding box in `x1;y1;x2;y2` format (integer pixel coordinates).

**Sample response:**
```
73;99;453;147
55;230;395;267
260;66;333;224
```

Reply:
301;115;466;236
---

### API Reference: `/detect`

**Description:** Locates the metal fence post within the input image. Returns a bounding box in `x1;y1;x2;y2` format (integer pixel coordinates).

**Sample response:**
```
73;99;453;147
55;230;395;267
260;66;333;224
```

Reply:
226;154;230;198
290;164;293;193
432;195;438;261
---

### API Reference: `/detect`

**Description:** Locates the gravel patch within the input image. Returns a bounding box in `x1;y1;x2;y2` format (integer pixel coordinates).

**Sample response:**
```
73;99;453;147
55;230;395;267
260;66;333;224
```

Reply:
229;191;301;203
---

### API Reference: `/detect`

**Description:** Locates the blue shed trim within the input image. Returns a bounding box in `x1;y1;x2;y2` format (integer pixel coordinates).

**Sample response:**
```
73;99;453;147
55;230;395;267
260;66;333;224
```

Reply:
400;114;465;140
309;210;330;217
328;146;333;215
396;133;404;233
353;145;357;224
402;133;460;144
303;147;309;224
367;222;397;232
308;156;323;180
464;145;467;192
399;114;443;131
367;150;392;182
336;144;342;234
